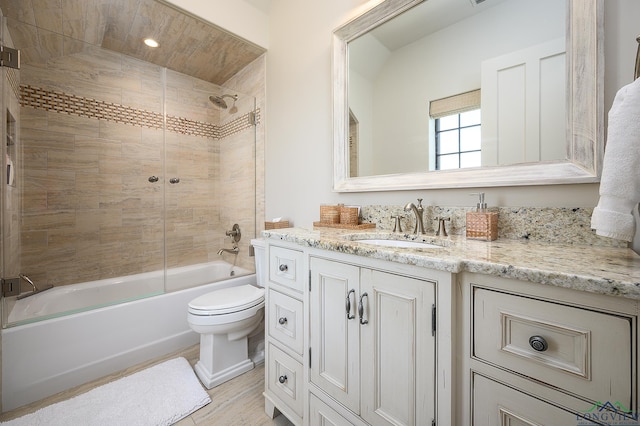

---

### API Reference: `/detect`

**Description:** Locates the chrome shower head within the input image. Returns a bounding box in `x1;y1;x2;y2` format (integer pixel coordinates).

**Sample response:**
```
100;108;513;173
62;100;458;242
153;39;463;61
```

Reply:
209;94;238;109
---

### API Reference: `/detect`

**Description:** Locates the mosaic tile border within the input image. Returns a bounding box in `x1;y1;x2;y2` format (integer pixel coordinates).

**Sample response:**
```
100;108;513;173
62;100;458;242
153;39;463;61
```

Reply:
19;85;257;140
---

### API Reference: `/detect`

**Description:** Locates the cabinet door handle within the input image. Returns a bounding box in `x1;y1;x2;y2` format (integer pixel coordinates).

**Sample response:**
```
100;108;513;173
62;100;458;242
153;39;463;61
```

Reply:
529;335;548;352
278;317;287;325
278;375;287;384
358;292;368;325
279;264;288;272
346;289;355;319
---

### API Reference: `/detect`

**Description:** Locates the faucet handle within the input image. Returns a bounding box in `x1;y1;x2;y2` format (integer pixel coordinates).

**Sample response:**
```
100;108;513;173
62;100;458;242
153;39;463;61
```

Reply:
391;215;403;233
417;198;423;207
435;217;450;237
225;224;241;242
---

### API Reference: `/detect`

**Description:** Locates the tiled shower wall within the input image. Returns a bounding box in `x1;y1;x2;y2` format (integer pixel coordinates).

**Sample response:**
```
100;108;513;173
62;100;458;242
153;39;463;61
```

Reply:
19;45;262;287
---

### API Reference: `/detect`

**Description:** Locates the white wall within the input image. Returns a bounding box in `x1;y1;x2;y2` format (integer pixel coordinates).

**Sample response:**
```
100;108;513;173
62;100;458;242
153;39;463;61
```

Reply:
165;0;270;48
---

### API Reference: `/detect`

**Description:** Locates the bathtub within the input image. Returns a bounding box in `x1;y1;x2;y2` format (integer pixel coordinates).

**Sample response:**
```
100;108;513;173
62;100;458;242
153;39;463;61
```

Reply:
2;260;255;411
4;261;246;327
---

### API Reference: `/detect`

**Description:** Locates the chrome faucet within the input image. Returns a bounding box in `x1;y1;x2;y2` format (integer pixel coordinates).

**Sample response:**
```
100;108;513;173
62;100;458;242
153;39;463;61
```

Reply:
404;198;426;235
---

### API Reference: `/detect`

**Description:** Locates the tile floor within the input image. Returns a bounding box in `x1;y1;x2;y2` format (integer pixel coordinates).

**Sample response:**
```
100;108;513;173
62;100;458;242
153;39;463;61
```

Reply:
0;344;294;425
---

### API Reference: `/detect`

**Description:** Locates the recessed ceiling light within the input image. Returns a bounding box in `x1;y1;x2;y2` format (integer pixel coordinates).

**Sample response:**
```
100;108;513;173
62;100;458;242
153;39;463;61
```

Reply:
144;38;159;48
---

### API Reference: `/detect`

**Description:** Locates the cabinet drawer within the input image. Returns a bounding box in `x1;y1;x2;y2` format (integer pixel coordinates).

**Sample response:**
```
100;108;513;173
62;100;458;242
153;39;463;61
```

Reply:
269;246;304;292
473;288;633;405
268;289;304;354
267;343;303;417
472;374;588;425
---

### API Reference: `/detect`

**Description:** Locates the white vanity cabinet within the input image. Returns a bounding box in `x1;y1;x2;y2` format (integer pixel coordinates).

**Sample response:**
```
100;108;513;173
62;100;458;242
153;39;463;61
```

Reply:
308;256;436;426
264;244;306;426
459;272;638;425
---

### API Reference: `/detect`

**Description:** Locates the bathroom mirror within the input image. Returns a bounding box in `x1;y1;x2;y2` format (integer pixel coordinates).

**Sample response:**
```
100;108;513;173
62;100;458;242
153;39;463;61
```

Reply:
333;0;603;191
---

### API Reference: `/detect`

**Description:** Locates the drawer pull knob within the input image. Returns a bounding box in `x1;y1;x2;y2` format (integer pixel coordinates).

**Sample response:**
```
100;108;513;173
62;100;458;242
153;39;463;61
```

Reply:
278;375;287;384
529;335;548;352
279;264;288;272
278;317;287;325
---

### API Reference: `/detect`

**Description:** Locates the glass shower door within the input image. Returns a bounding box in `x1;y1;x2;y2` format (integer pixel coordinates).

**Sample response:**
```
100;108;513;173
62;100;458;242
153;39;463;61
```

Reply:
2;16;167;326
1;14;22;325
163;69;257;292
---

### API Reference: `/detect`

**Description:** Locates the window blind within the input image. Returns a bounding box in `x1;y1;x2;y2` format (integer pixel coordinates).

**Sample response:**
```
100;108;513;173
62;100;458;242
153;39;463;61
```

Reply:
429;89;481;118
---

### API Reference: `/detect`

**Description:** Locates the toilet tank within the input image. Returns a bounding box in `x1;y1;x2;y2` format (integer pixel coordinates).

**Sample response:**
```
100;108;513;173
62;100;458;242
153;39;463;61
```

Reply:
250;238;266;287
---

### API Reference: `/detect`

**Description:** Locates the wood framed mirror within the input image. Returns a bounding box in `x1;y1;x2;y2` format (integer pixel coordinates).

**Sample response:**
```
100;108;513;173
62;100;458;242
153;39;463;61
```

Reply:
333;0;603;192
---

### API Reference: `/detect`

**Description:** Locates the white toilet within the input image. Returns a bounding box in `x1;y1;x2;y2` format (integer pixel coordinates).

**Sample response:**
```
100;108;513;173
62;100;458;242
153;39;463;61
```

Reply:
187;238;266;389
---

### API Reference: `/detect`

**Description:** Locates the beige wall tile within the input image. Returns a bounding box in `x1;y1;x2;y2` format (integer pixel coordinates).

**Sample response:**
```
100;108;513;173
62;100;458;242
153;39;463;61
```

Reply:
17;38;263;290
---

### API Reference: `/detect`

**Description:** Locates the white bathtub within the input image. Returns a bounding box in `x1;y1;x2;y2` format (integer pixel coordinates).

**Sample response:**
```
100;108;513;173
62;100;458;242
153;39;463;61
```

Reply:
5;261;245;326
2;261;255;411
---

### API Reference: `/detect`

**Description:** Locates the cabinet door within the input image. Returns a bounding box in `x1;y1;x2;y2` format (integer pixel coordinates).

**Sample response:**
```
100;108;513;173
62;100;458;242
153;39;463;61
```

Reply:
360;269;436;426
310;257;361;413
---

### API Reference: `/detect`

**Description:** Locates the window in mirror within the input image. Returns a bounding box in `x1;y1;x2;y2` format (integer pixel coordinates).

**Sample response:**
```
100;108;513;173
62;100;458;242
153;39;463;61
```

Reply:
435;109;481;170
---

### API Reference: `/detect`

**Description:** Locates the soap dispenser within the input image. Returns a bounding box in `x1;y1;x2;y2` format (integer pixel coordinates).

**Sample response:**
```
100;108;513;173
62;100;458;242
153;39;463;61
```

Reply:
466;193;498;241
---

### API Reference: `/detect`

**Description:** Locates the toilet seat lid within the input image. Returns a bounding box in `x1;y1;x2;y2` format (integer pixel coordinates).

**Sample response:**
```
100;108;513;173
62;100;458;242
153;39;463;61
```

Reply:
188;285;265;315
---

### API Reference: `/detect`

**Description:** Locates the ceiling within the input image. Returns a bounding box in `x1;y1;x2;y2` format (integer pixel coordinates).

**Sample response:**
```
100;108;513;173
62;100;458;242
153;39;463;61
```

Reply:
0;0;266;85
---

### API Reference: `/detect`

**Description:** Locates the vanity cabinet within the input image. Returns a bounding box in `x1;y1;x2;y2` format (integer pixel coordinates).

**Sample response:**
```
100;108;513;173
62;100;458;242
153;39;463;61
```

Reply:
460;272;638;425
262;234;638;426
264;244;305;426
309;256;436;426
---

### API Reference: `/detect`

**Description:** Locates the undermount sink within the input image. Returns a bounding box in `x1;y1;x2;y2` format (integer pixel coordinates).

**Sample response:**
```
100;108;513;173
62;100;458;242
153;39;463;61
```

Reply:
355;239;442;249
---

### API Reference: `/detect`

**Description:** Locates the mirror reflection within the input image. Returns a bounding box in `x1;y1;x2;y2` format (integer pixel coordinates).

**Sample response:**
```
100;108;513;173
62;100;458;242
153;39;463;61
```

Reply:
347;0;566;177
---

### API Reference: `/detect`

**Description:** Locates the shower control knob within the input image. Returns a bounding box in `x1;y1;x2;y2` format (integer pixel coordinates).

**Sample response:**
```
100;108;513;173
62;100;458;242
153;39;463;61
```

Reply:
529;335;548;352
278;375;287;384
169;177;180;184
279;264;288;272
278;317;287;325
148;176;159;183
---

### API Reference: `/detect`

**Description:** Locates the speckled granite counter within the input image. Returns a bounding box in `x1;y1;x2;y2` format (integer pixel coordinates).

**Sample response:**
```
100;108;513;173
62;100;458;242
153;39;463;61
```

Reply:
262;227;640;300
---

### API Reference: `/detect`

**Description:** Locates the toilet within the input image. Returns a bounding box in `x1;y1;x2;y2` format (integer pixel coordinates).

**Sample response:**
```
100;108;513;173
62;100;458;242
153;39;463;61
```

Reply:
187;238;266;389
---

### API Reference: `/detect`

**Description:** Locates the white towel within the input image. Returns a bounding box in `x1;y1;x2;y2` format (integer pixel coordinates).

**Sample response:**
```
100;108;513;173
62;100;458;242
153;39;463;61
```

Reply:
591;78;640;242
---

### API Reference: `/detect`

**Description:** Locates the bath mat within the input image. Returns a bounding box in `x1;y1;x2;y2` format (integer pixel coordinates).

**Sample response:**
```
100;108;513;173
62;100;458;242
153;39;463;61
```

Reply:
1;357;211;426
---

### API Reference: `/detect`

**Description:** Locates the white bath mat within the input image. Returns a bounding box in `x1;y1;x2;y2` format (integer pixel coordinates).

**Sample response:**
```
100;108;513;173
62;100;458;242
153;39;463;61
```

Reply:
1;357;211;426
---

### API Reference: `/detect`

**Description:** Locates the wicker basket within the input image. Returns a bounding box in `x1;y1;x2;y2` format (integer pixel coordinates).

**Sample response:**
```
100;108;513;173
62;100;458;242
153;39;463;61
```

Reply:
265;220;290;230
320;205;341;224
340;206;360;225
466;212;498;241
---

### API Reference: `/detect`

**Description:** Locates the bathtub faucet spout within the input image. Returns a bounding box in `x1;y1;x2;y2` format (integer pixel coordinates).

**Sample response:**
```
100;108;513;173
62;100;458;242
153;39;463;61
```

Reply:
217;247;239;256
17;274;54;300
19;274;36;292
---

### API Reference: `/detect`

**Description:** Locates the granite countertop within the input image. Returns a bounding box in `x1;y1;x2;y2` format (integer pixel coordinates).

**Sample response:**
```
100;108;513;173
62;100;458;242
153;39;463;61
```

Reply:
262;227;640;300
